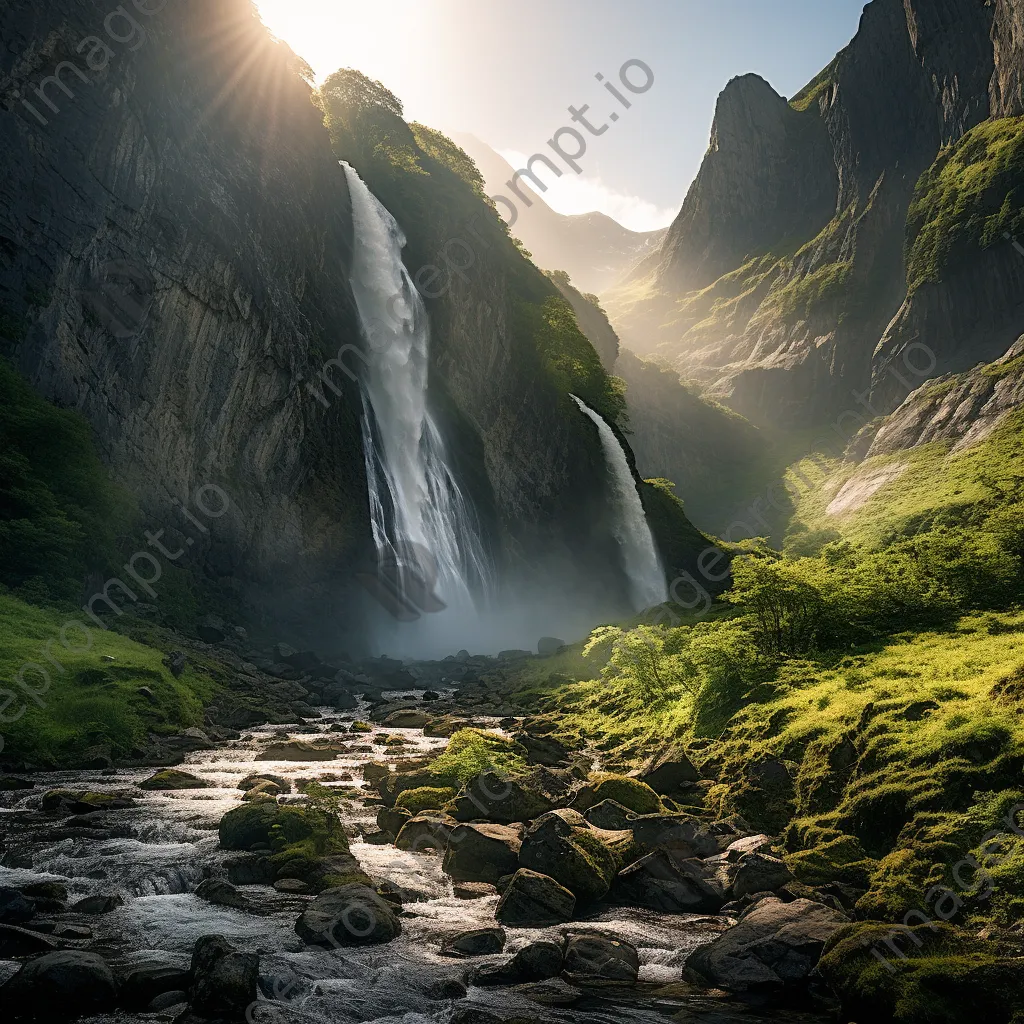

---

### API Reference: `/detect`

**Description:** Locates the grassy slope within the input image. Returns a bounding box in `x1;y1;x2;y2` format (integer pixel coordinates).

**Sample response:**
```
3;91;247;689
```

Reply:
0;593;219;768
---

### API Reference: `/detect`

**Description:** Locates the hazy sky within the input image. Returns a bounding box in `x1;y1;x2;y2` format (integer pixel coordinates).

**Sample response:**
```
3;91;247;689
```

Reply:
255;0;866;230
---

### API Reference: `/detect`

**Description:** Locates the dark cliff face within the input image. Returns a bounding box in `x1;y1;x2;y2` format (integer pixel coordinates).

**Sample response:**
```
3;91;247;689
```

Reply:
0;0;369;634
607;0;1023;429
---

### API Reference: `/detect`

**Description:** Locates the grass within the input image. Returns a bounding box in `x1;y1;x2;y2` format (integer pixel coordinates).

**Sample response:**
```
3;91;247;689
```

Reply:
906;116;1024;292
0;592;218;767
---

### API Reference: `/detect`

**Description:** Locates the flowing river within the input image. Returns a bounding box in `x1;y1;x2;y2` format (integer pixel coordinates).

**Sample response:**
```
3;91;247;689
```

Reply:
0;693;826;1024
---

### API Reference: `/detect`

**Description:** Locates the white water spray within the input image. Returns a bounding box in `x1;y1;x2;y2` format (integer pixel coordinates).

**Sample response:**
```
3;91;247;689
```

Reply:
571;395;668;611
342;162;492;648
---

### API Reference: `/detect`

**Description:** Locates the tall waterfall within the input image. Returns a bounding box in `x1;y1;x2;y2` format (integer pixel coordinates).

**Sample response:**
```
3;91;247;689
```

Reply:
342;162;492;645
571;395;668;611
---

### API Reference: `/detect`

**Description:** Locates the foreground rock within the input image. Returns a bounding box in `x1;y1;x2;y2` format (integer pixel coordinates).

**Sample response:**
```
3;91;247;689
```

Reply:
442;823;522;884
256;740;342;762
495;869;575;926
1;951;118;1020
474;940;563;985
295;885;402;946
685;897;846;998
562;934;639;987
441;927;506;957
139;769;210;791
449;771;556;823
518;809;631;902
612;849;724;913
190;935;258;1019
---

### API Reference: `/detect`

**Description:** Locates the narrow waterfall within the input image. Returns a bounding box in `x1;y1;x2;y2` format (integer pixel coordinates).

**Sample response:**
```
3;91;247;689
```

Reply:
342;162;492;641
571;395;668;611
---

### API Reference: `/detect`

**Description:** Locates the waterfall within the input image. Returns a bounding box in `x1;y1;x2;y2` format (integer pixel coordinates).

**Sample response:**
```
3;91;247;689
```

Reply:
342;162;492;641
570;395;668;611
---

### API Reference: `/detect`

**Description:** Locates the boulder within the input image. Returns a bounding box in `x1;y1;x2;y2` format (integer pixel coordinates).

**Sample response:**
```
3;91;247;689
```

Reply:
242;780;284;802
273;878;311;894
442;823;522;884
440;927;506;957
218;802;281;850
383;710;430;729
638;745;702;794
495;869;575;927
537;637;566;655
512;732;569;767
189;935;258;1018
195;879;251;911
0;887;35;924
223;854;276;886
629;812;723;859
0;922;58;957
423;717;460;737
684;897;847;996
425;977;468;1000
612;849;724;914
139;769;210;791
376;805;412;836
570;774;662;815
474;940;563;985
449;771;555;824
453;881;498;900
117;960;191;1010
395;813;457;853
585;800;636;831
1;951;118;1020
70;893;124;915
0;777;34;790
363;761;392;787
513;978;582;1006
294;885;401;946
518;810;631;902
238;773;290;794
562;934;639;987
729;852;795;899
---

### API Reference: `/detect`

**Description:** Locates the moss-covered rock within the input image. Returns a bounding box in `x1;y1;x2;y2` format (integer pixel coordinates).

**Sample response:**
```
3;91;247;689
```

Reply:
571;774;663;815
219;802;287;850
395;786;458;815
819;921;1024;1024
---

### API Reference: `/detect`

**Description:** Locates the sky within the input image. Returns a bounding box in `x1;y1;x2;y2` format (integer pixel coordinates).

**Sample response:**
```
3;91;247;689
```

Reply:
255;0;867;231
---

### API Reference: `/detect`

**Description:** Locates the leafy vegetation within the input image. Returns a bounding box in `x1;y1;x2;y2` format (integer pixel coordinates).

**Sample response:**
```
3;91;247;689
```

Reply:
425;728;529;785
906;116;1024;292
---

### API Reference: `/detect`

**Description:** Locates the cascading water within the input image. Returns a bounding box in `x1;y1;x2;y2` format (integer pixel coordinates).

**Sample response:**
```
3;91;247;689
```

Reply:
571;395;668;611
342;162;493;651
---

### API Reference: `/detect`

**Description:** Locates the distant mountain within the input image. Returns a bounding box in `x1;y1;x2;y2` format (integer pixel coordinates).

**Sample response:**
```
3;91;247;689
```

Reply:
452;132;667;294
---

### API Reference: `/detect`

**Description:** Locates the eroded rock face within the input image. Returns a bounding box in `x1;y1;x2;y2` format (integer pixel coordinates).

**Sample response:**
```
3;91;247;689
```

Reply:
684;897;847;996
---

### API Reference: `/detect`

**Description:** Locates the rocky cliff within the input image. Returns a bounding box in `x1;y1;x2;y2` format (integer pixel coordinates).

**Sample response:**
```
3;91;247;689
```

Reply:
606;0;1024;429
0;0;706;643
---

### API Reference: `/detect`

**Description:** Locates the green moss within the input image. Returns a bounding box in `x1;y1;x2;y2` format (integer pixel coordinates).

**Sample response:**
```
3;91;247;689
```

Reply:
789;56;839;112
906;116;1024;292
395;785;457;814
577;773;663;815
767;260;853;321
425;728;529;786
0;592;217;768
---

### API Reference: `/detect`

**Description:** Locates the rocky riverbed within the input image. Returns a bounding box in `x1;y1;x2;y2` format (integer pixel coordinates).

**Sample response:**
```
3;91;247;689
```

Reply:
0;656;845;1024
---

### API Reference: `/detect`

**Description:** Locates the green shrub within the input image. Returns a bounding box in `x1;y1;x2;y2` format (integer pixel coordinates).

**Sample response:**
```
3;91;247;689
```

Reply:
427;729;528;785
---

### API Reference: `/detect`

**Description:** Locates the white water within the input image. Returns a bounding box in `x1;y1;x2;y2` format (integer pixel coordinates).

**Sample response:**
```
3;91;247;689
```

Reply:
570;396;668;611
342;162;493;653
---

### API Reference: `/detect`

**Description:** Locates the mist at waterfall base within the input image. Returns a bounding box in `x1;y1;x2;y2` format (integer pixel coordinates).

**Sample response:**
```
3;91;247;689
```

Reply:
342;162;666;659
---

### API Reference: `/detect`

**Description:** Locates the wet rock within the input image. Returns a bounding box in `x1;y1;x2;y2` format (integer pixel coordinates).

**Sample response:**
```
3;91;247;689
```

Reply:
224;854;276;886
189;935;259;1019
195;879;251;911
562;934;639;987
421;690;441;701
1;951;118;1020
442;823;522;884
449;771;555;824
684;897;847;997
272;878;310;894
453;881;498;899
242;780;284;802
0;922;56;957
139;769;210;791
395;813;457;853
441;927;506;957
149;990;188;1012
638;745;702;795
219;803;282;850
256;740;341;761
423;717;460;737
20;882;68;904
537;636;566;655
514;977;582;1006
53;924;92;940
71;893;124;915
474;940;563;985
382;709;430;728
0;887;35;924
518;809;631;903
612;849;725;914
585;799;637;830
495;869;575;927
729;851;795;899
118;960;191;1010
426;976;468;1000
0;777;34;790
629;812;723;859
512;732;569;766
376;805;412;836
362;761;391;787
294;884;402;946
41;790;134;814
449;1006;507;1024
238;773;291;794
